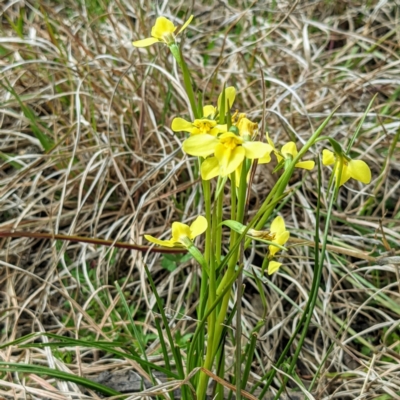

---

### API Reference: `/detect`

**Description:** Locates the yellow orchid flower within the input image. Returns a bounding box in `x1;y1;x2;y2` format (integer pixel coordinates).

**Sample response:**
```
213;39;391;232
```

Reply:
132;15;193;47
219;218;288;275
322;149;371;186
268;216;290;257
144;216;207;248
171;117;227;136
281;142;315;170
267;215;290;275
183;132;272;180
267;134;314;170
246;216;289;275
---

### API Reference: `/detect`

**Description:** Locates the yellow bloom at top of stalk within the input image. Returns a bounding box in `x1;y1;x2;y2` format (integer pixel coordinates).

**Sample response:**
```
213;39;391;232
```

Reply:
132;15;193;47
322;149;371;186
144;216;207;248
267;135;315;170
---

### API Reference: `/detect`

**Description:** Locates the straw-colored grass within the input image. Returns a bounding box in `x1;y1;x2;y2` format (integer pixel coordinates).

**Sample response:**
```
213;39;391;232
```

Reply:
1;1;399;399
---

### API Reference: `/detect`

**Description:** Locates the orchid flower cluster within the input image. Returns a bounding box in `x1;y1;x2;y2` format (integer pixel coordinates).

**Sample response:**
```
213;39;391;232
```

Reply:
145;83;298;273
133;14;372;400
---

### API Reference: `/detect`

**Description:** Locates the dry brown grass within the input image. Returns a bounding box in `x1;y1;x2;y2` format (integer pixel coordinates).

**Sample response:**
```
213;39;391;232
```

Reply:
1;0;400;399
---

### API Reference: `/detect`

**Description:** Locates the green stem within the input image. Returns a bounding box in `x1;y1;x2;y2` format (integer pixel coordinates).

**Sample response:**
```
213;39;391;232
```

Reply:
194;267;244;400
202;167;250;398
201;177;212;270
235;160;250;400
215;179;224;264
171;44;199;119
196;176;212;326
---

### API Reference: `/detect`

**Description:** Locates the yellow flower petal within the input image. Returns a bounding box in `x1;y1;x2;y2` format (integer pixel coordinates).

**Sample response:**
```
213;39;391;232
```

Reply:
201;157;220;180
177;15;194;34
266;133;276;150
219;131;243;146
144;234;177;247
145;214;206;248
295;160;315;170
171;117;196;133
268;260;282;275
281;142;298;158
266;134;283;162
192;119;218;135
348;159;371;184
218;86;236;111
151;17;176;39
215;144;245;177
270;216;285;235
132;37;160;47
182;134;219;157
258;144;273;164
203;105;216;118
269;232;290;257
276;231;290;246
242;142;273;160
269;242;283;257
322;149;335;166
189;216;208;238
268;244;277;257
210;124;227;136
336;162;351;186
171;222;191;243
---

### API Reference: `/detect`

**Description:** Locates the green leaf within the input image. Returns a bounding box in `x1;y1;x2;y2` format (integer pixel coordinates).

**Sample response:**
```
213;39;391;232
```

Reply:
161;253;192;272
1;79;54;151
0;362;122;397
2;333;179;379
0;152;24;169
